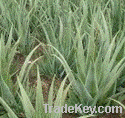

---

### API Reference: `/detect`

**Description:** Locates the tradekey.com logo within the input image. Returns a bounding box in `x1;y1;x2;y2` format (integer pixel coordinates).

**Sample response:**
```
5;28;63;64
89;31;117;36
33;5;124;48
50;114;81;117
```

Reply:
43;104;122;114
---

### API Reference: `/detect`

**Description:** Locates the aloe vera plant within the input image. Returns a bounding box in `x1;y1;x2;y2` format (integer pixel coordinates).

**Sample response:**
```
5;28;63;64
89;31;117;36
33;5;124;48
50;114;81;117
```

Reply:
0;65;71;118
47;9;125;115
0;26;20;90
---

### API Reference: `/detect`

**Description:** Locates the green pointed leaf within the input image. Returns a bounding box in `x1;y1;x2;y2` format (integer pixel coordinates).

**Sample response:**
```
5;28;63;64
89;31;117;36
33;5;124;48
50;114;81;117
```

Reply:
17;76;35;118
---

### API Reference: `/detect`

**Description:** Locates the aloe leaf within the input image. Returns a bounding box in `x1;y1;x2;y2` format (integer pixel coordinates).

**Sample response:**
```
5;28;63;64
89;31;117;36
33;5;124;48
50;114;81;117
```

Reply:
61;81;72;107
109;98;125;110
6;26;13;51
85;62;97;97
101;57;125;97
23;56;44;84
8;37;20;72
17;76;35;118
18;44;41;83
54;74;71;118
0;113;9;118
48;75;55;118
0;97;18;118
53;74;68;118
0;76;17;107
77;31;87;81
35;65;45;118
